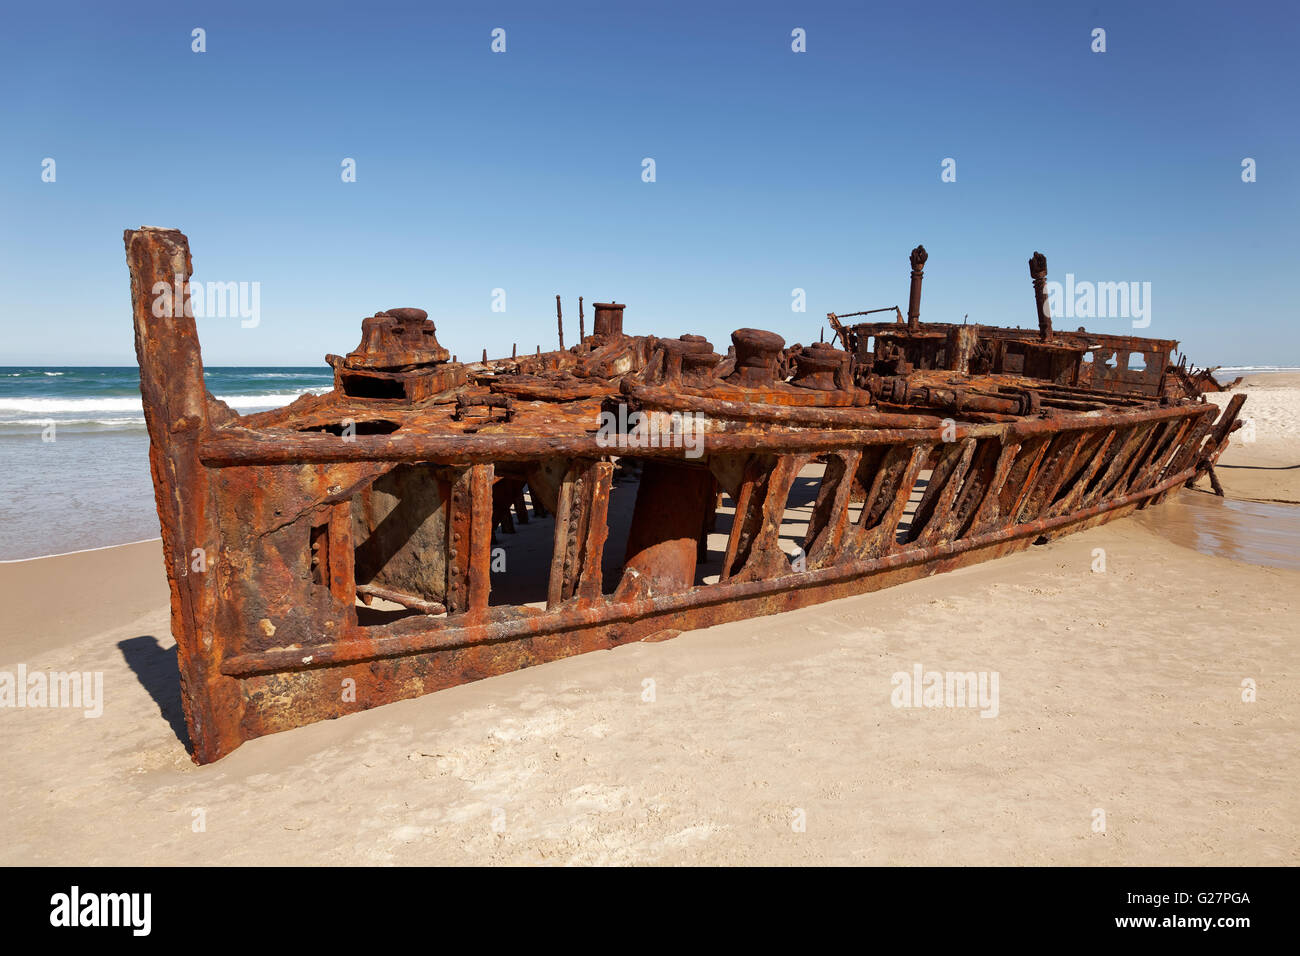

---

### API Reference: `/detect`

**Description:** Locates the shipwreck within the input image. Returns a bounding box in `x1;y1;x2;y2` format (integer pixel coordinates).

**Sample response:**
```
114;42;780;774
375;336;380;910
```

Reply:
126;228;1245;763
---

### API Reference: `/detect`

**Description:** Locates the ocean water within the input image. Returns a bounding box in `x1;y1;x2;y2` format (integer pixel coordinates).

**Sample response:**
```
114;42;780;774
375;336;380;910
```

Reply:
0;367;332;560
1215;366;1300;374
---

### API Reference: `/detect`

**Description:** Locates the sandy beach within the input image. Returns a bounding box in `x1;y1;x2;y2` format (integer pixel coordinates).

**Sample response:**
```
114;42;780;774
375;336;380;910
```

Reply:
1;375;1296;866
1200;372;1300;503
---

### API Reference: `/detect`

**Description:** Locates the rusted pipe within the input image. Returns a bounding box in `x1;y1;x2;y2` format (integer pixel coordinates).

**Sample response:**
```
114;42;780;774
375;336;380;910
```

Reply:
356;583;447;616
907;244;927;331
1029;251;1052;341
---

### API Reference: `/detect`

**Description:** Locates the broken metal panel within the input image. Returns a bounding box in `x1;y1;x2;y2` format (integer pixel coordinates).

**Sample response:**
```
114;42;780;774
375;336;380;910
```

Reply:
127;228;1245;764
619;460;714;598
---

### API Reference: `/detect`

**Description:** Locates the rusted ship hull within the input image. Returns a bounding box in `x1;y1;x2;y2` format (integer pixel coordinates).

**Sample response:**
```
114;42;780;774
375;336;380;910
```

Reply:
127;229;1243;763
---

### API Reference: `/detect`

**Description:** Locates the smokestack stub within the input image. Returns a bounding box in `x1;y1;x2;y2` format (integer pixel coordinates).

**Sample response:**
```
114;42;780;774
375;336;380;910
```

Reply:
592;302;626;339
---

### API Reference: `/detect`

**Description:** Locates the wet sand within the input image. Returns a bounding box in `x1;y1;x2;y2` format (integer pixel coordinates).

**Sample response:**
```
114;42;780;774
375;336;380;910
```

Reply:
1134;494;1300;570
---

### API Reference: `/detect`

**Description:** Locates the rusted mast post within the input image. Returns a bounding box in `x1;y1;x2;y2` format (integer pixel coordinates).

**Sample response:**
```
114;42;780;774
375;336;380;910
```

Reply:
124;227;243;764
1030;251;1052;341
578;296;585;342
556;295;564;350
907;244;927;332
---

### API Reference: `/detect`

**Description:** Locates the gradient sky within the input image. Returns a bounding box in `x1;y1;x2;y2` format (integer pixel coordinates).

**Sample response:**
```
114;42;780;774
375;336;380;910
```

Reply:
1;0;1296;366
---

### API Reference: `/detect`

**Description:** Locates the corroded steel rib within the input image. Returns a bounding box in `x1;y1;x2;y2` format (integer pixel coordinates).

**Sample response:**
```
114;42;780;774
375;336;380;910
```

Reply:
218;466;1202;681
803;450;862;569
968;440;1024;536
914;439;978;546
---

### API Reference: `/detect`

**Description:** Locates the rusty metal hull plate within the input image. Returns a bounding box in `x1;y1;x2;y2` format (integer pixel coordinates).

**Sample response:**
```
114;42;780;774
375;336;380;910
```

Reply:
126;228;1244;763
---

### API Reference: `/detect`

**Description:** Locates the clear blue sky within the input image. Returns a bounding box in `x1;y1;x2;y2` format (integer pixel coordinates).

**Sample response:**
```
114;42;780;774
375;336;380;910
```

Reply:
1;0;1296;366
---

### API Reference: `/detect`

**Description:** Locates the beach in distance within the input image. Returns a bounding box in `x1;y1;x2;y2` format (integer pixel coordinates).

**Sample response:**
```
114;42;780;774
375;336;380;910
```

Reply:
0;373;1295;865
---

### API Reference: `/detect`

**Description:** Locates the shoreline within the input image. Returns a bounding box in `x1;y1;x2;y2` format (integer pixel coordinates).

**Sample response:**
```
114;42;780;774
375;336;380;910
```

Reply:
0;536;162;565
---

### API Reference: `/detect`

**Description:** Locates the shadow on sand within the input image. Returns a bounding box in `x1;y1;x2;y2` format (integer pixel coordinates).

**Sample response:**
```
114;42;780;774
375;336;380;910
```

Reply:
117;634;191;754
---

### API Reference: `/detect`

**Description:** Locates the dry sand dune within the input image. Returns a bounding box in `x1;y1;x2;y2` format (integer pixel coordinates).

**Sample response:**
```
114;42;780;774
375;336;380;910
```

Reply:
1;376;1296;865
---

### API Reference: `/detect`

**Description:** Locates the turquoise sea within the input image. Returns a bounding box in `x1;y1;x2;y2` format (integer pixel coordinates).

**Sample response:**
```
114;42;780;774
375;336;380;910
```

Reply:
0;367;332;560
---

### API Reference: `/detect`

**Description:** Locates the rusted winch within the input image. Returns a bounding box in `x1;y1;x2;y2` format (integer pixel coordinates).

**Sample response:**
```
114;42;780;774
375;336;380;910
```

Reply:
642;333;721;386
726;328;786;387
790;341;853;390
327;307;466;400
